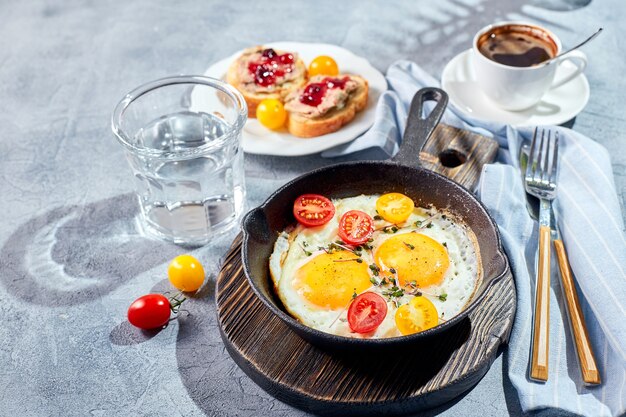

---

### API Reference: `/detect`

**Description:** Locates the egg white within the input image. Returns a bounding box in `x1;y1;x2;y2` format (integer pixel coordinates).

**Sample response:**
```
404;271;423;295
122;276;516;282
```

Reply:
269;195;482;338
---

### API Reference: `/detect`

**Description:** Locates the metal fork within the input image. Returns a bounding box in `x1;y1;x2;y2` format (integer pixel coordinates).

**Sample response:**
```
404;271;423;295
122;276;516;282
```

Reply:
524;128;601;384
525;128;559;201
524;128;558;382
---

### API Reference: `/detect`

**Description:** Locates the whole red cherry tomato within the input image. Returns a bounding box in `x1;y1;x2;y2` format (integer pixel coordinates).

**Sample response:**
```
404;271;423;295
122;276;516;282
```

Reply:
127;294;172;330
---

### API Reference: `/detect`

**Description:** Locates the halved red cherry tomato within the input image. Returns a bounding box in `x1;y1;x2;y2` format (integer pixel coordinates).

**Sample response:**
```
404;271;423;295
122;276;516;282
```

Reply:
293;194;335;227
338;210;374;245
348;292;388;333
127;294;171;330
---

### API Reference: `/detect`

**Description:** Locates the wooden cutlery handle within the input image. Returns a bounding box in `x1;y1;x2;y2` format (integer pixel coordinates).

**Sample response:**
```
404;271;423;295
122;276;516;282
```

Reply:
531;225;551;381
554;239;601;385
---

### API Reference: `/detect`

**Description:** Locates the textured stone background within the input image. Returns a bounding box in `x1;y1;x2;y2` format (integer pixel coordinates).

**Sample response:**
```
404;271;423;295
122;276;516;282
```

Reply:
0;0;623;416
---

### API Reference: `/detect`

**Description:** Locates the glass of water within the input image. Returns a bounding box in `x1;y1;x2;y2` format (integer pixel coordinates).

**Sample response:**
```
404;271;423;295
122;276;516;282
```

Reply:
111;76;247;246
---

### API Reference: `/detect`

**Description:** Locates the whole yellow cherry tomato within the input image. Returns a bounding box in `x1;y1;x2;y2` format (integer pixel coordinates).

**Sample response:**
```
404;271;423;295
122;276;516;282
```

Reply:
308;56;339;77
256;99;287;130
395;296;439;335
375;192;415;224
168;254;205;292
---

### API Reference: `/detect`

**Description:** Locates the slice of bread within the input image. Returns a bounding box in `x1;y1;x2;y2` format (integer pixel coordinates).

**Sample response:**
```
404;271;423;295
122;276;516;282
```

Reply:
227;46;307;118
285;75;369;138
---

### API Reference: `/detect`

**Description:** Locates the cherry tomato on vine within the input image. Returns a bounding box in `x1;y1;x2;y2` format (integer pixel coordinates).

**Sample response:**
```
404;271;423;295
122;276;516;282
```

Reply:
127;294;171;330
168;254;205;292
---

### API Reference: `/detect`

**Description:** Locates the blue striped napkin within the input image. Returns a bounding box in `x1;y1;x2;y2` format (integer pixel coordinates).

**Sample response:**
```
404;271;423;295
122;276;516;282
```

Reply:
323;60;626;417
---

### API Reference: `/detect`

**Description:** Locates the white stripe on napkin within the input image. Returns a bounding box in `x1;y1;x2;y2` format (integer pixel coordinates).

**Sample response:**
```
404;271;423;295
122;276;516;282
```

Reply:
562;157;626;244
560;187;626;302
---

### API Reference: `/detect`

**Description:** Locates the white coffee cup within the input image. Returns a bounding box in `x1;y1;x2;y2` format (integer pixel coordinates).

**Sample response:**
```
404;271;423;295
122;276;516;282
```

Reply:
472;21;587;111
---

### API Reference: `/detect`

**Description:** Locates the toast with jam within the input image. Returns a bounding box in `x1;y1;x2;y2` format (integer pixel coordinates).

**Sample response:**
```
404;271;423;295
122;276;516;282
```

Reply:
284;75;368;138
227;46;307;118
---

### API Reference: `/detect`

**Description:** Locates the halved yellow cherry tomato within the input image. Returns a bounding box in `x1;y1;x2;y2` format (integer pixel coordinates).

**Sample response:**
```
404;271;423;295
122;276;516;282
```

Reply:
168;254;205;292
375;193;415;223
308;55;339;77
256;99;287;130
395;296;438;335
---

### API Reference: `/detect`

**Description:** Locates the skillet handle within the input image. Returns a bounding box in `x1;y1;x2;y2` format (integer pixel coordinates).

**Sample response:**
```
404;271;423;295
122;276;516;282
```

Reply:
242;207;271;244
392;87;448;167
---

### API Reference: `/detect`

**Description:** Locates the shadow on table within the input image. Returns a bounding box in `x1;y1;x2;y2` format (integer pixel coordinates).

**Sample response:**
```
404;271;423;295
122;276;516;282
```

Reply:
175;280;242;415
501;348;588;417
0;193;180;307
109;321;164;345
561;117;576;129
529;0;591;11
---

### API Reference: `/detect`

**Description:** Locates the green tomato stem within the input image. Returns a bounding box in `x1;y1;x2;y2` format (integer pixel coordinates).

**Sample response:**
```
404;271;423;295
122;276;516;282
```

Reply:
168;292;187;314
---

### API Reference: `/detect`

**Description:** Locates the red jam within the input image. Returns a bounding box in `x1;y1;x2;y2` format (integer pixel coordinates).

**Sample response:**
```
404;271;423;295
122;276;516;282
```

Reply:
299;77;350;106
248;49;295;86
248;63;277;86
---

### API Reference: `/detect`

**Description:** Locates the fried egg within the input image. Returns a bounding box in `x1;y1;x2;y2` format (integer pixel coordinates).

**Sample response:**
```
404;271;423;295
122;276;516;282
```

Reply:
269;194;482;338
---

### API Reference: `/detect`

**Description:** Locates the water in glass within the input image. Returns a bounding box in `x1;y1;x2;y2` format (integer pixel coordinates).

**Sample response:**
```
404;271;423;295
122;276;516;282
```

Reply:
128;111;245;244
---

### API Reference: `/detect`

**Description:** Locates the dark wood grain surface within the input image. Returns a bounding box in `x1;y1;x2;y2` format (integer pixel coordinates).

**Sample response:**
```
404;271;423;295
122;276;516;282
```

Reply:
420;124;500;191
216;236;514;415
215;125;515;415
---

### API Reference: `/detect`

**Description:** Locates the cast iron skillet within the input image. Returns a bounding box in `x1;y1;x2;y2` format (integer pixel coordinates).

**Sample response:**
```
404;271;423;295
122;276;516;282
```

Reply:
241;88;509;350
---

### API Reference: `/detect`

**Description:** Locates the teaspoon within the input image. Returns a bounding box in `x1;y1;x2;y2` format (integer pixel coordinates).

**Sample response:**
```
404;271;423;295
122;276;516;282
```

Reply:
546;27;603;64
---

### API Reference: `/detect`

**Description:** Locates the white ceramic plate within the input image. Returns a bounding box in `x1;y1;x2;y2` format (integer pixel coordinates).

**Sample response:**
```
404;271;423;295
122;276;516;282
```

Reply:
441;49;590;127
199;42;387;156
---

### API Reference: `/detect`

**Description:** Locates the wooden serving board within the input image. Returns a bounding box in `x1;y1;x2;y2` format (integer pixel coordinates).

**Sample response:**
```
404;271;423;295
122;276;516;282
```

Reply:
215;124;514;415
419;124;500;191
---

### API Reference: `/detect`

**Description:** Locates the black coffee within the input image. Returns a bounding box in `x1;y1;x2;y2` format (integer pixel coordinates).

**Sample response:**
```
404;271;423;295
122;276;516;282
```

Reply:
478;25;557;67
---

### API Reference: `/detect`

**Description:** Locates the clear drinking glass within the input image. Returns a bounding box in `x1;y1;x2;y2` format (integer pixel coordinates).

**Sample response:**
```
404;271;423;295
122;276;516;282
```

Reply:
111;76;247;246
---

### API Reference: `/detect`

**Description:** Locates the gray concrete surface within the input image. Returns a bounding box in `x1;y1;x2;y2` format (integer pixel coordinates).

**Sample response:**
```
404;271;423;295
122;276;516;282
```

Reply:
0;0;623;416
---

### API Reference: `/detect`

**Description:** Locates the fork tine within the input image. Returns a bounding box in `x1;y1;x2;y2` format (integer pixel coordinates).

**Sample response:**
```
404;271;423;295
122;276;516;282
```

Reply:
542;130;552;182
536;129;545;182
550;131;559;184
525;128;558;202
526;127;538;180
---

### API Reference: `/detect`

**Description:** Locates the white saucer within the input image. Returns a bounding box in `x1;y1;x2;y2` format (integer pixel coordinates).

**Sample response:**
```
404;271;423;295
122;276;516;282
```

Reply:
441;49;590;127
198;42;387;156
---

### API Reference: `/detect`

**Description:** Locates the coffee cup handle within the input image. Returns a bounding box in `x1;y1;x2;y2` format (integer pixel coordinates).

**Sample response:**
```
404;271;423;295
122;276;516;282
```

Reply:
551;50;587;89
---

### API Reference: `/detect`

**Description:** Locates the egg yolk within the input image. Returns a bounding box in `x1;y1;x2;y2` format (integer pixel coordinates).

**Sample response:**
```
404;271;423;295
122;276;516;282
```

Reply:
375;233;449;287
295;251;371;309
